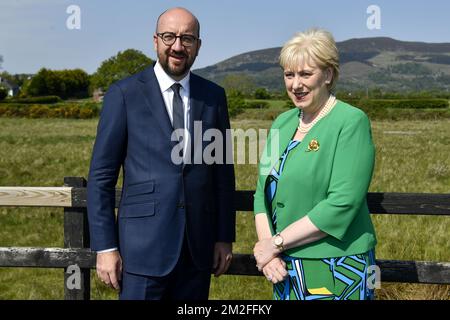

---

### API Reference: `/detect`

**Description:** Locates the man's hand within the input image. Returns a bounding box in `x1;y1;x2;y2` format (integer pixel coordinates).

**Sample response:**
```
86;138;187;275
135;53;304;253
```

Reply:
96;250;122;290
262;257;288;284
213;242;233;277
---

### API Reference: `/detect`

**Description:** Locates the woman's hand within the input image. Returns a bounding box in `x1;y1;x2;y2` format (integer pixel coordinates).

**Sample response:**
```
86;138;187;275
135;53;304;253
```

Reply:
253;237;280;271
262;257;288;284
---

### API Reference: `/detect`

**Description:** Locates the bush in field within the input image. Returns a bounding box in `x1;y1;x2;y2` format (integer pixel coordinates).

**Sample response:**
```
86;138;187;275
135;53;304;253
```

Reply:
221;74;256;97
226;89;247;118
29;105;50;118
0;87;7;101
22;68;90;99
357;98;448;109
3;96;62;104
78;102;99;119
284;99;295;109
0;103;27;117
0;102;100;118
246;100;270;109
254;88;271;100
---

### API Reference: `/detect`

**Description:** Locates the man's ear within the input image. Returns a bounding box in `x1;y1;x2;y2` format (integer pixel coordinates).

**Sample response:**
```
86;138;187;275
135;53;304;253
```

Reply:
195;38;202;57
153;34;158;51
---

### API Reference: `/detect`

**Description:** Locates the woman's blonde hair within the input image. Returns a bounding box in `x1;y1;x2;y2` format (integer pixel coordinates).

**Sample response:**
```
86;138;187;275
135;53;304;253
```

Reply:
279;28;340;91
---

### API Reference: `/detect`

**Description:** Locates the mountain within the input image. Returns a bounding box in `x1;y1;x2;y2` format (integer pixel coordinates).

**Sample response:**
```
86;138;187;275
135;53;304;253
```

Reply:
194;37;450;92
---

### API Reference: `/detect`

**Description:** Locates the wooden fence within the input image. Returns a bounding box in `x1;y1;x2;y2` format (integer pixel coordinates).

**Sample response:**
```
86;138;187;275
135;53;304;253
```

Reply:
0;176;449;300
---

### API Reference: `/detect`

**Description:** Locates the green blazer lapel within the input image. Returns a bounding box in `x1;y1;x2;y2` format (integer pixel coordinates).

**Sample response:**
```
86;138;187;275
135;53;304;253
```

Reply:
259;109;299;176
277;111;299;160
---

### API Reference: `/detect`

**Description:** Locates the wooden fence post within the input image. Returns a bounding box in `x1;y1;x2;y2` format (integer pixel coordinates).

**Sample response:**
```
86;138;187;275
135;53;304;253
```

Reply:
63;177;90;300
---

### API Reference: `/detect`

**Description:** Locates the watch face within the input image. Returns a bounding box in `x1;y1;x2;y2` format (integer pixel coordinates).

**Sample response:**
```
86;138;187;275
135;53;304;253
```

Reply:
275;236;283;246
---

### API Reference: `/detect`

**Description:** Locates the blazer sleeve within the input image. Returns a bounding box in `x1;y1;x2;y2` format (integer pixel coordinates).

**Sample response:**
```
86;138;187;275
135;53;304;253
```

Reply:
254;173;268;215
87;83;127;251
213;87;236;242
253;134;270;215
307;112;375;241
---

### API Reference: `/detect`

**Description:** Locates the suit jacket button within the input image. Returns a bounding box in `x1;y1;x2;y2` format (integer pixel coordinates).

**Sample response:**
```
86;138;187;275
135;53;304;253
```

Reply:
178;202;185;209
276;202;285;208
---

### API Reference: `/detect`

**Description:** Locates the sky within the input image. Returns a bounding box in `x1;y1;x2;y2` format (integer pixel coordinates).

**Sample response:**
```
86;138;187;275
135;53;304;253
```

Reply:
0;0;449;75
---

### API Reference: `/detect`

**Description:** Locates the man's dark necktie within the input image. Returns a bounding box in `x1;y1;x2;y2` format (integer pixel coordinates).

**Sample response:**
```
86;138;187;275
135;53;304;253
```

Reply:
171;83;185;159
171;83;184;132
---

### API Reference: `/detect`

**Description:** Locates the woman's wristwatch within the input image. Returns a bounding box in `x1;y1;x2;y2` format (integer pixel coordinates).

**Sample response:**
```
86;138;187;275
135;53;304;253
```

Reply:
272;232;284;251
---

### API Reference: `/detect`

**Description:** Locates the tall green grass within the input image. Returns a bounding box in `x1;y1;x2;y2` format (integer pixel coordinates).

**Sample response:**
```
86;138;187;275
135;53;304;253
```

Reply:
0;116;449;300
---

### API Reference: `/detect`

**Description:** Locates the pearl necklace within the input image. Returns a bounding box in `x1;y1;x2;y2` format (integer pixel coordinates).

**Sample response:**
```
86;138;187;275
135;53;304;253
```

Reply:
298;94;336;133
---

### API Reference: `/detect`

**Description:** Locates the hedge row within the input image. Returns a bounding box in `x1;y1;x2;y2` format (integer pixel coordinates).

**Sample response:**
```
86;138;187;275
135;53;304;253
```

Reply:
0;95;63;104
246;101;270;109
343;98;449;109
284;98;449;110
0;102;99;119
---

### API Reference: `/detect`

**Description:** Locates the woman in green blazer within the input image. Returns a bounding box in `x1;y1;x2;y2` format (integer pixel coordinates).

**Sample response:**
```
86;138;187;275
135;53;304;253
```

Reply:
253;29;377;300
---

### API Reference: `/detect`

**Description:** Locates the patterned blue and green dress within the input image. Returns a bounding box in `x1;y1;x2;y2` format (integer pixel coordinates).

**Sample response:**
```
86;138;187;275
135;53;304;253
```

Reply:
265;140;376;300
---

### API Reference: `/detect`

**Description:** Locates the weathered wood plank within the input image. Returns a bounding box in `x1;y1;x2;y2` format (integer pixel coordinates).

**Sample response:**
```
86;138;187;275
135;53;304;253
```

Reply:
0;187;72;207
0;247;95;268
71;187;122;208
367;192;450;215
378;259;450;284
64;177;90;300
71;188;450;216
232;191;450;215
226;254;450;285
1;249;449;285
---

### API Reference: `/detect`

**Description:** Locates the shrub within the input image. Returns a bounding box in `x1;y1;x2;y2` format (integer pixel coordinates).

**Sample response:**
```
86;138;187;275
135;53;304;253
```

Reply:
28;105;50;118
338;97;362;106
284;99;295;109
62;105;80;118
22;68;90;99
78;102;100;118
246;101;270;109
48;107;64;118
0;103;28;117
226;89;247;118
254;88;271;100
357;99;448;109
0;87;7;101
2;96;63;104
0;102;100;118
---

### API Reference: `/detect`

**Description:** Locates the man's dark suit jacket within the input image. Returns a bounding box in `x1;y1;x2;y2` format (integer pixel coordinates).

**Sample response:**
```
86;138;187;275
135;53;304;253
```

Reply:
87;66;236;277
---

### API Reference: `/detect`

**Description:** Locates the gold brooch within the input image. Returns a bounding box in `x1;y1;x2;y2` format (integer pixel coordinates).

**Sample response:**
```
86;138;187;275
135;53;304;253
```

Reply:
307;139;320;152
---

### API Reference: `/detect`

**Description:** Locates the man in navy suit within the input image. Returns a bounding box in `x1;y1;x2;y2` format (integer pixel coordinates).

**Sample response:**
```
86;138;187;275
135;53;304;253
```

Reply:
87;7;236;300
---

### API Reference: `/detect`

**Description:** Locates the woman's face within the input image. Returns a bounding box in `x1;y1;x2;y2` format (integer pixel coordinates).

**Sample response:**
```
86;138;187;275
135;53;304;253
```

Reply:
284;59;332;114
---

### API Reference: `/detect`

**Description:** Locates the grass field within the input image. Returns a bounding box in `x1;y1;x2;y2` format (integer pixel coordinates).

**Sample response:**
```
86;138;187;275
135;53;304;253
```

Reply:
0;108;449;300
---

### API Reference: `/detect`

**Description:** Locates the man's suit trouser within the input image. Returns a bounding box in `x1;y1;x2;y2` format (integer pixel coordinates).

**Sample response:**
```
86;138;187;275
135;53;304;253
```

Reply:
119;234;211;300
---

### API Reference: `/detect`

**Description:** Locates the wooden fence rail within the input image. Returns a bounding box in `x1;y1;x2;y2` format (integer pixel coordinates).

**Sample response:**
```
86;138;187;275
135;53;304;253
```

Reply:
0;176;449;300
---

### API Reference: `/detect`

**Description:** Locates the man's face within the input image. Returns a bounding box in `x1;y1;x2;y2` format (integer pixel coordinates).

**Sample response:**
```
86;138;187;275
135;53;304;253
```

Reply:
153;10;201;80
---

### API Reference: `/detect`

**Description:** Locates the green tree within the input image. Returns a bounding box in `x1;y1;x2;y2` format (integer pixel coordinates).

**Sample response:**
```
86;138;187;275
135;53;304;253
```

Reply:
226;89;247;117
0;87;7;101
24;68;48;96
91;49;153;91
23;68;90;99
221;74;256;97
0;71;15;85
59;69;90;98
254;87;271;99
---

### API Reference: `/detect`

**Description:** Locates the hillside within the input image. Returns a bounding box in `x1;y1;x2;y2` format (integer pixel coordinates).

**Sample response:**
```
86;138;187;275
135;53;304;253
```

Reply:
194;37;450;92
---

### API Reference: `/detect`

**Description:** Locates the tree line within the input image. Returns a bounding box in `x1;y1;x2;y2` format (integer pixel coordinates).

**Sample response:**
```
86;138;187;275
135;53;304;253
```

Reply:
0;49;152;101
